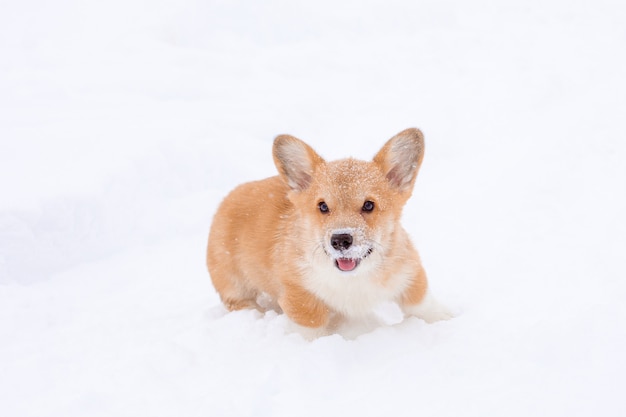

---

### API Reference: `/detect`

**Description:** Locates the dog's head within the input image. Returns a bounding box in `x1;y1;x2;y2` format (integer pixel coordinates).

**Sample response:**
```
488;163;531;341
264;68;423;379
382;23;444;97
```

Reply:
273;128;424;273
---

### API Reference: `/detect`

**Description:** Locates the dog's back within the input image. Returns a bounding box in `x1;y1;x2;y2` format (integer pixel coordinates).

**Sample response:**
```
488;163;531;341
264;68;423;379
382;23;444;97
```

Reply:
207;176;288;310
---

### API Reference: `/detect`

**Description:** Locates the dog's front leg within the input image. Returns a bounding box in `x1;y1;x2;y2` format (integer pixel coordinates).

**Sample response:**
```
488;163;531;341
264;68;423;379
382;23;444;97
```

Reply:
279;282;331;338
399;269;454;323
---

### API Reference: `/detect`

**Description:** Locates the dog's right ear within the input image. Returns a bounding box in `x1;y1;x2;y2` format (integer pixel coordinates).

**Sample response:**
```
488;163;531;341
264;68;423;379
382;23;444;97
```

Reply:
273;135;325;191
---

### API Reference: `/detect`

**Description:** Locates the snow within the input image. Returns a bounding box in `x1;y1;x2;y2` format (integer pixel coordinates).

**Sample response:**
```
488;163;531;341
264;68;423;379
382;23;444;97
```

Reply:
1;0;626;416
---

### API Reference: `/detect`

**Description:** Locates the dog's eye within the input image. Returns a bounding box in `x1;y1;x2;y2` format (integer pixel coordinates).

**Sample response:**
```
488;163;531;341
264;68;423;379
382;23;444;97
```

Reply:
318;201;330;213
362;201;375;212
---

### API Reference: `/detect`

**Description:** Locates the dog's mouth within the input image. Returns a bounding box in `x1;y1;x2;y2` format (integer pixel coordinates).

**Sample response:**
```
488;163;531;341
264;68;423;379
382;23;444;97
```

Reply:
333;248;373;272
335;258;360;272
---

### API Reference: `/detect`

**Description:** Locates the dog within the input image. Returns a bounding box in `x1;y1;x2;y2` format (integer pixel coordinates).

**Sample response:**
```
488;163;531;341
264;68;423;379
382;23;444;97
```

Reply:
206;128;452;336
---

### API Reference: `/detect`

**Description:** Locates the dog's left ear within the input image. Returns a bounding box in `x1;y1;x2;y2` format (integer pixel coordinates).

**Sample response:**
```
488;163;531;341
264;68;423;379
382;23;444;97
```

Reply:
374;128;425;192
273;135;325;191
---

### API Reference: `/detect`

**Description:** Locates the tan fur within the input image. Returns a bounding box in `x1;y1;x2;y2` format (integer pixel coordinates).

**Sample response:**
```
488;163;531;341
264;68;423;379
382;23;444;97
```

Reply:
207;128;451;332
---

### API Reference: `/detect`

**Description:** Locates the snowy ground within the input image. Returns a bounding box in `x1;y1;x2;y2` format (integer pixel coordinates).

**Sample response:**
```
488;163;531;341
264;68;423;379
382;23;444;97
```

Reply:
2;1;626;416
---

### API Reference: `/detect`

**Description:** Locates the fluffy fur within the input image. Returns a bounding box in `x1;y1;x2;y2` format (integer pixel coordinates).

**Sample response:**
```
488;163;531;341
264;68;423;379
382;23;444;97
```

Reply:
206;128;451;333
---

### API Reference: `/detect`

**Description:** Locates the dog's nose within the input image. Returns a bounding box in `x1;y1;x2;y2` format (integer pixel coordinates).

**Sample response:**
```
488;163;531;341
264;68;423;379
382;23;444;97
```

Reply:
331;233;353;251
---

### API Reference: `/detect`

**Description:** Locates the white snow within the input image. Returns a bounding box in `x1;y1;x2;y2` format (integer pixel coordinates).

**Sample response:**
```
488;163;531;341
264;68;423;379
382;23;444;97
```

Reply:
1;1;626;416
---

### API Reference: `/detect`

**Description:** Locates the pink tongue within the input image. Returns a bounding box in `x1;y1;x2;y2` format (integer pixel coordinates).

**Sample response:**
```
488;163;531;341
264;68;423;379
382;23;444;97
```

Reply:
337;258;357;271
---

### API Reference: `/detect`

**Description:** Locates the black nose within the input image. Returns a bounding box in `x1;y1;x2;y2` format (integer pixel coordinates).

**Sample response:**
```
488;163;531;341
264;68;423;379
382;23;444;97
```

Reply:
331;233;353;251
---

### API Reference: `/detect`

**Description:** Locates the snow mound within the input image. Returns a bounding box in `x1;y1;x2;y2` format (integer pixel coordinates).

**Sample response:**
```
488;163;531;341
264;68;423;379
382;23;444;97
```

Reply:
2;1;626;416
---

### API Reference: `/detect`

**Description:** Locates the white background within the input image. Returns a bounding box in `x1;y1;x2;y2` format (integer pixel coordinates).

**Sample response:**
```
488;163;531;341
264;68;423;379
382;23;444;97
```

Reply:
1;1;625;416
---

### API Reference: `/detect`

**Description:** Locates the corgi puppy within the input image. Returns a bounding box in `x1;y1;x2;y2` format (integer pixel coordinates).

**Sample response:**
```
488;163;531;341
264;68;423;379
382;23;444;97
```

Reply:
207;128;452;334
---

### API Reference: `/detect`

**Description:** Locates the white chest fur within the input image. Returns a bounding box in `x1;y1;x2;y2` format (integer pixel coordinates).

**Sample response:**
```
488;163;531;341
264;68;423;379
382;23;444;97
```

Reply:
302;261;413;317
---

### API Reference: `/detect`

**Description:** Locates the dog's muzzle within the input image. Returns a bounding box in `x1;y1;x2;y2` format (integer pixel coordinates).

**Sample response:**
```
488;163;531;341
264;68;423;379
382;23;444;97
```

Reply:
328;231;373;272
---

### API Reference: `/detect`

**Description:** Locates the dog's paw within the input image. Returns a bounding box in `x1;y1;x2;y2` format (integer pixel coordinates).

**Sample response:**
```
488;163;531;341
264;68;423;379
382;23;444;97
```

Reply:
402;290;455;323
413;306;455;323
284;320;330;341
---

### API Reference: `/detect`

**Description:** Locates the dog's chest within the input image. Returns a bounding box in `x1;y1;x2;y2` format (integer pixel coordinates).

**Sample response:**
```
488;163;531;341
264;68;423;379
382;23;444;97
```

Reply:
302;264;411;317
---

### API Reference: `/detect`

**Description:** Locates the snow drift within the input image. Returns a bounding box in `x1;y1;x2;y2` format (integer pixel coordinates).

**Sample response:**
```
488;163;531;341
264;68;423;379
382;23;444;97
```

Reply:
1;1;625;416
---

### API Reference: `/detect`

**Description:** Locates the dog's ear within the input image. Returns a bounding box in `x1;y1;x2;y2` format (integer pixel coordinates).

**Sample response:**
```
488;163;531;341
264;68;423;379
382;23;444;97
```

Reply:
273;135;325;191
374;128;425;192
